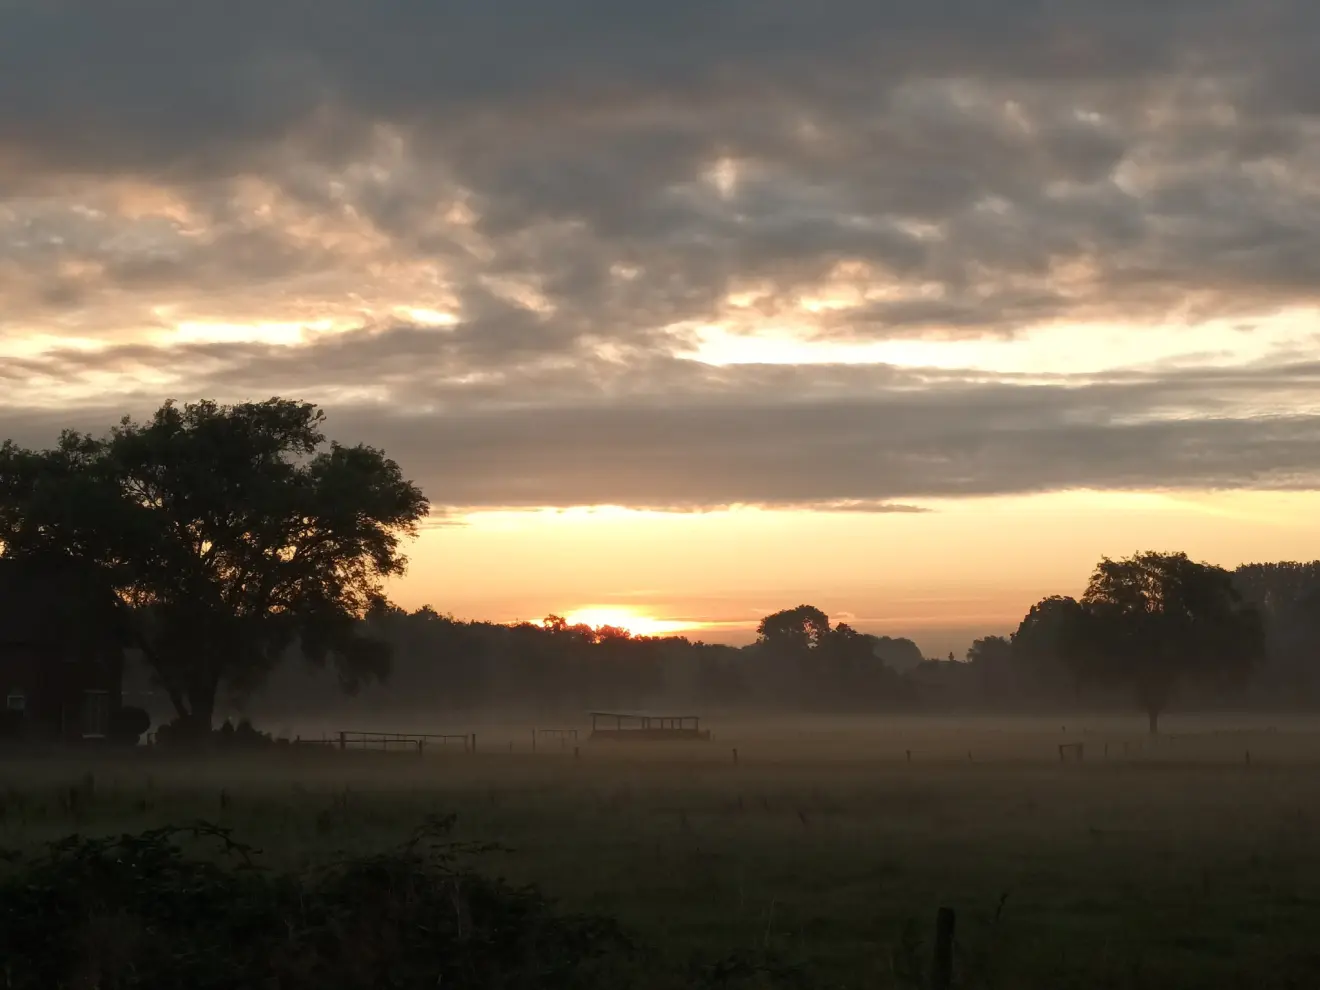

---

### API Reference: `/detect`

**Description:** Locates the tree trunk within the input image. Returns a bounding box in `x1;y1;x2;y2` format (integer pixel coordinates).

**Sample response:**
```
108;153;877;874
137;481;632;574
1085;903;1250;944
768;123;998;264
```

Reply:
166;686;188;722
158;680;217;745
186;682;217;736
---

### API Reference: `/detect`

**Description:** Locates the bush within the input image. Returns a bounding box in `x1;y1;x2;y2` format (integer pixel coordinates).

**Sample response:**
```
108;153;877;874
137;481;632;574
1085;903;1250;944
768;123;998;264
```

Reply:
109;705;151;745
0;815;631;990
155;716;274;750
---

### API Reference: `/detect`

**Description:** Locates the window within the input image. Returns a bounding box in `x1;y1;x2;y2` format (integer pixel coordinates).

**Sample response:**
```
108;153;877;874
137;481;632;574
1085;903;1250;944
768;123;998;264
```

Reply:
82;690;109;739
5;691;24;712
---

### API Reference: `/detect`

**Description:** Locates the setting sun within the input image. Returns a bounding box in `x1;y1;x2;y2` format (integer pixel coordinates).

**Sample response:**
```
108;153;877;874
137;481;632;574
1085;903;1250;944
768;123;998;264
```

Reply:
561;606;701;638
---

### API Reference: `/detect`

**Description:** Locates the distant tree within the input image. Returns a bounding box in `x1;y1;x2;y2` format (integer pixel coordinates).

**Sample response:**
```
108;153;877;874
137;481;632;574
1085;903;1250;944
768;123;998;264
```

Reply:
756;605;831;652
1234;561;1320;700
1233;561;1320;619
817;622;908;709
1010;595;1090;698
966;635;1012;666
0;398;429;737
965;634;1018;703
1079;552;1264;734
870;635;924;672
541;614;596;644
819;621;878;672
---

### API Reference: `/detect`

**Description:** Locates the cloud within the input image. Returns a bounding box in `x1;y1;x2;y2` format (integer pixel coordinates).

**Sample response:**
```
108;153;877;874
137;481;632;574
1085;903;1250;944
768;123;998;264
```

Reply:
3;1;1320;511
3;341;1320;510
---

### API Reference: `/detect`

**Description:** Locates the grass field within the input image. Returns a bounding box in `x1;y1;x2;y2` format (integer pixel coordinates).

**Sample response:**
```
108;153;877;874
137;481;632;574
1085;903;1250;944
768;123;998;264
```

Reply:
4;713;1320;988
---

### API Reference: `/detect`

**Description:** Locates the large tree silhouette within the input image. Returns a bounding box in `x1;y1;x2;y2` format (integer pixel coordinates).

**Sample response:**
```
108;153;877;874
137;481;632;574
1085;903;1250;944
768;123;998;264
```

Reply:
756;605;831;653
0;398;429;735
1078;552;1264;734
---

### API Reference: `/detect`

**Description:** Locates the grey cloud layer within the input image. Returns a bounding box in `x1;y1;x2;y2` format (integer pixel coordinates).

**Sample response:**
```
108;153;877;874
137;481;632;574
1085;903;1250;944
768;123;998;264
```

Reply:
4;338;1320;510
3;1;1320;508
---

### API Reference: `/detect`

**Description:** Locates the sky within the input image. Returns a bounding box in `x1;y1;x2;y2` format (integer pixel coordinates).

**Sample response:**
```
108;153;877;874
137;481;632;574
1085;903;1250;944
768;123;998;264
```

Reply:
4;1;1320;656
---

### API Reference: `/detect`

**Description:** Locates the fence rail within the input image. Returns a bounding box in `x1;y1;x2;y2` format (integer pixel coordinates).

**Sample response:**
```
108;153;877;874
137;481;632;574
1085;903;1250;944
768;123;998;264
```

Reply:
334;730;474;754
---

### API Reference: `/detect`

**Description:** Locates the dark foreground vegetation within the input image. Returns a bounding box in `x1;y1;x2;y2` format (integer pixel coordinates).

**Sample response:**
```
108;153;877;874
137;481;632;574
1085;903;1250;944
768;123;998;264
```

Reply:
0;810;811;990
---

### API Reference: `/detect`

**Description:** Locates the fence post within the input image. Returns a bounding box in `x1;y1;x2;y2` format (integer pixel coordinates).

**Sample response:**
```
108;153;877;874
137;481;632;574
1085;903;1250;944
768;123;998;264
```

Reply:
338;731;346;751
931;906;955;990
732;747;739;765
532;729;536;753
470;733;477;754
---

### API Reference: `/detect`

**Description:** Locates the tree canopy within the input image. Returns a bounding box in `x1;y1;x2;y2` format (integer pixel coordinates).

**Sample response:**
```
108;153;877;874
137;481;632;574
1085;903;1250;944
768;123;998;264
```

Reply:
1076;552;1264;733
1233;561;1320;698
756;605;831;653
0;398;429;733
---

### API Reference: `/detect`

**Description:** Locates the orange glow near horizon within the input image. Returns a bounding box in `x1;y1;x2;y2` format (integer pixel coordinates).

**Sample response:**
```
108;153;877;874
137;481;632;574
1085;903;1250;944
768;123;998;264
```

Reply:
560;606;711;639
388;488;1320;658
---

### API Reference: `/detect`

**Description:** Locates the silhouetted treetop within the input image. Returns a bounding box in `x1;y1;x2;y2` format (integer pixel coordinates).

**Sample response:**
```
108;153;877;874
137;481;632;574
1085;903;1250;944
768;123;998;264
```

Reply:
1078;552;1264;733
757;605;831;652
0;398;430;735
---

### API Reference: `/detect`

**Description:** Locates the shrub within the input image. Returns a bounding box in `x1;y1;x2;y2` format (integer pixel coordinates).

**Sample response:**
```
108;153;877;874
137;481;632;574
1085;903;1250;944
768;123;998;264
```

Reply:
109;705;151;745
155;716;275;750
0;815;631;989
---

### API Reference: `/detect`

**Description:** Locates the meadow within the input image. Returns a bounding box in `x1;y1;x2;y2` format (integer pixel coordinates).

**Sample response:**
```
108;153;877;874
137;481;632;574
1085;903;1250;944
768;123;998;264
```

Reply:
4;714;1320;988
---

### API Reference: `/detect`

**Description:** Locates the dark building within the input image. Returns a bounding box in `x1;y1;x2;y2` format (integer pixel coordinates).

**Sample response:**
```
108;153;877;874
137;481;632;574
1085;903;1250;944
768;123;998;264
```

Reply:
0;556;129;743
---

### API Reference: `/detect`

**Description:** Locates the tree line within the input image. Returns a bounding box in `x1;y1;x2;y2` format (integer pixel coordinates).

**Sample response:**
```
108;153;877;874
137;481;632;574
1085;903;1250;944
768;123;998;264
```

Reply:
1;397;1317;737
245;559;1294;735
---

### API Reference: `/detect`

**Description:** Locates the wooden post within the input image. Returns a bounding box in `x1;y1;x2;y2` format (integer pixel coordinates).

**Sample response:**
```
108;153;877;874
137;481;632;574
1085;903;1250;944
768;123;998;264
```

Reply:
508;741;513;754
732;747;739;765
470;733;477;754
417;739;424;756
931;906;955;990
338;731;346;751
574;746;580;760
1245;750;1251;766
906;749;911;763
531;729;536;753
